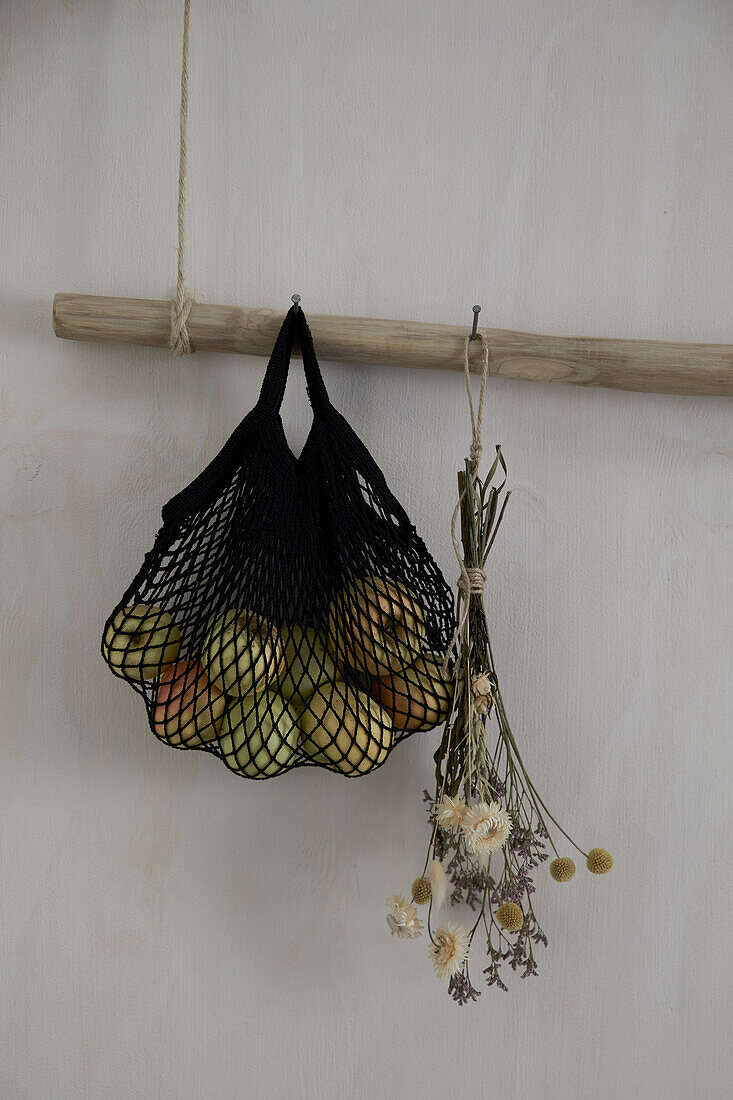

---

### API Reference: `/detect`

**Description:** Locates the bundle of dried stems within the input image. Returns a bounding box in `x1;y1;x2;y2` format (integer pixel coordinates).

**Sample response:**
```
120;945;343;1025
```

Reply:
385;336;612;1003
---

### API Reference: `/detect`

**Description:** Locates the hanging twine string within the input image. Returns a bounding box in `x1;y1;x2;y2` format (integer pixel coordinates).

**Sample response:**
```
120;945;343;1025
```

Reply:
170;0;194;355
443;331;491;671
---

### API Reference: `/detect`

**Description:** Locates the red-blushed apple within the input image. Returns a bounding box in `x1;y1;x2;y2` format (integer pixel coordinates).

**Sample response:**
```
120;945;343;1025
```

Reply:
327;576;425;678
371;653;453;732
152;660;226;747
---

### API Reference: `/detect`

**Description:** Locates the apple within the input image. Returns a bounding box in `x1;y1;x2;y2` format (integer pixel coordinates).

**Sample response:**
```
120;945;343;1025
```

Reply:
371;653;453;732
202;610;285;696
278;625;338;707
327;576;425;678
219;691;300;778
299;680;393;775
103;604;181;681
152;660;226;747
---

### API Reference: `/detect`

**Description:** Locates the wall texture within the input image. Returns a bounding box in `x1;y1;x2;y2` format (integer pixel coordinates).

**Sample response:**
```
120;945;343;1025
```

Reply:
2;2;732;1097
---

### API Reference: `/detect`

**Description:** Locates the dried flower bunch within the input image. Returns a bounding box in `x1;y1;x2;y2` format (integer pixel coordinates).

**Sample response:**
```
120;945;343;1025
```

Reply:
385;341;612;1004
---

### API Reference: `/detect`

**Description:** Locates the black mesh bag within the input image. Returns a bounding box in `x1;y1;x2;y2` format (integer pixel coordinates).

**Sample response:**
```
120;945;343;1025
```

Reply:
102;306;455;779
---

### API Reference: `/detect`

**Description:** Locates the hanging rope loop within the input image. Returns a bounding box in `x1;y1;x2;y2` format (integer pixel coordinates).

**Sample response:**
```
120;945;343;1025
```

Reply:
170;0;194;356
464;331;490;476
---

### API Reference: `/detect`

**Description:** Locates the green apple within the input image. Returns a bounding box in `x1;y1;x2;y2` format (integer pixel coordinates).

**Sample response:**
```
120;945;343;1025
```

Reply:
219;691;300;777
299;680;393;775
202;610;285;696
278;625;338;707
103;604;181;681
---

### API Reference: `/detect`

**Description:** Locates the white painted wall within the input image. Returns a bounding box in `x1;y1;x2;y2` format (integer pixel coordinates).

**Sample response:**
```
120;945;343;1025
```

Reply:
2;2;732;1097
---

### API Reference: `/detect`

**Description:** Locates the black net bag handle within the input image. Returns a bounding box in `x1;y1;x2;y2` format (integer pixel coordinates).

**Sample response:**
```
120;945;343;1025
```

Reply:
102;307;456;779
256;304;331;417
160;307;322;526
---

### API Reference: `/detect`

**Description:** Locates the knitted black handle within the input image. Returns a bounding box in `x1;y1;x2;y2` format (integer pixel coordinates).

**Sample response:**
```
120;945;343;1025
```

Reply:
161;308;329;529
256;306;331;417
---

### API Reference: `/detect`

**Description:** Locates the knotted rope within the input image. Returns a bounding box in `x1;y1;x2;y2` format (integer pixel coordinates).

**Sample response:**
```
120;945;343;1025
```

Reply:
458;566;487;599
170;0;194;355
443;331;491;671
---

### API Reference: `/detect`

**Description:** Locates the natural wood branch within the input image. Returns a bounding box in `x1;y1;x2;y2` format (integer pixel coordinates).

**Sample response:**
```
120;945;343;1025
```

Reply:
52;293;733;396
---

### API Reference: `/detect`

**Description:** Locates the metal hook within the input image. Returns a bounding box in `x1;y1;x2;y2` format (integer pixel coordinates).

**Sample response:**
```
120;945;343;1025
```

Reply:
470;304;481;340
291;294;301;313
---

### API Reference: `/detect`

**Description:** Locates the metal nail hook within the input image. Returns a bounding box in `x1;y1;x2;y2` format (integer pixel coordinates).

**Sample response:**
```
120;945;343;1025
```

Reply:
470;304;481;340
291;294;301;313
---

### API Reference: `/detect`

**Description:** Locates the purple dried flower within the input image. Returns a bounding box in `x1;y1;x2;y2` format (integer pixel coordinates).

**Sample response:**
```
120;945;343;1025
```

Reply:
448;967;482;1005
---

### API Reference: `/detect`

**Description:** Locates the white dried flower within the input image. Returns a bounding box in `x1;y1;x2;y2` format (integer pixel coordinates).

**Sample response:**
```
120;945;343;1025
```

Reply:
436;796;466;831
460;801;512;861
385;893;423;940
472;672;493;715
429;859;449;908
429;922;470;980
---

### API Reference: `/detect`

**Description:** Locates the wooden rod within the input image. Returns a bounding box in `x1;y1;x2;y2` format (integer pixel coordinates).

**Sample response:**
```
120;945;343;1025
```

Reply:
52;292;733;396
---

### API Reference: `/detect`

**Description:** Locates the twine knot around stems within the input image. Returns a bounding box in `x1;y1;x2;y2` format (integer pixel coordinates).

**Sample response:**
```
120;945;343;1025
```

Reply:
457;566;486;598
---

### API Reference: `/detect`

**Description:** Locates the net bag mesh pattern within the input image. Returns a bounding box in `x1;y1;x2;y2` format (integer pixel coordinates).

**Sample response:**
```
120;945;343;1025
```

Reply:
102;307;455;779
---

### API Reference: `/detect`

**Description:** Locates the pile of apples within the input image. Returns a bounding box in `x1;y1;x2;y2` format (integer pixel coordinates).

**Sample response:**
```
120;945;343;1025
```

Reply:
103;576;453;778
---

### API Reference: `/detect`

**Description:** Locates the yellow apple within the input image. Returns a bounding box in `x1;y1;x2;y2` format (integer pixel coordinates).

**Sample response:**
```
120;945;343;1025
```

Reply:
202;610;285;696
299;680;393;775
371;653;453;732
327;576;425;678
102;604;181;681
278;625;338;707
219;691;300;778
